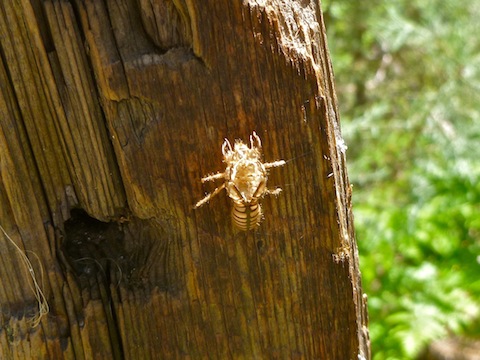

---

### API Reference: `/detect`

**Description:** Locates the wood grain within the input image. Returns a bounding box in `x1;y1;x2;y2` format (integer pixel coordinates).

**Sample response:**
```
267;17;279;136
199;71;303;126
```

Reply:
0;0;370;358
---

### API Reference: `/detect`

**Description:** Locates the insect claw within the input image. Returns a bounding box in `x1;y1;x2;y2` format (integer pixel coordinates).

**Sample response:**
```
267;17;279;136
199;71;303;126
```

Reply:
250;131;262;149
222;138;232;156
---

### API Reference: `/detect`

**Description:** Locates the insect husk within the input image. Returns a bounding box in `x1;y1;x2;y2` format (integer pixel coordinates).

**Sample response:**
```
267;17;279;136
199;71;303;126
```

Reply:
194;131;285;231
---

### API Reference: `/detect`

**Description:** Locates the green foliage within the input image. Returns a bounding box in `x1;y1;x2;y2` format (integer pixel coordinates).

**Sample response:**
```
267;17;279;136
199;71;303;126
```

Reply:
323;0;480;358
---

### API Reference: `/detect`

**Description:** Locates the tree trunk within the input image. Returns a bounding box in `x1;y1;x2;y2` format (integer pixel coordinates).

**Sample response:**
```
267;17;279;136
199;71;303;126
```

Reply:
0;0;370;359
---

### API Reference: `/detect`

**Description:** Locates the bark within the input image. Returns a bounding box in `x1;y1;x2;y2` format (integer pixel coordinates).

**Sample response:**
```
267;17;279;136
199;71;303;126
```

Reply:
0;0;370;359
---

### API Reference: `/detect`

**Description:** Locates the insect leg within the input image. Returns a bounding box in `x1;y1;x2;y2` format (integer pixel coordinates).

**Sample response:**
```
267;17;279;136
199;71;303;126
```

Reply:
201;172;225;183
265;188;283;196
264;160;286;169
252;179;267;198
194;183;226;208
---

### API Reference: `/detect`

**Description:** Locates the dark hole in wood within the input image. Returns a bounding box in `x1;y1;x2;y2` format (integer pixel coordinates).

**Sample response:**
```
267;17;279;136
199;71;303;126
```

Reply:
62;209;127;289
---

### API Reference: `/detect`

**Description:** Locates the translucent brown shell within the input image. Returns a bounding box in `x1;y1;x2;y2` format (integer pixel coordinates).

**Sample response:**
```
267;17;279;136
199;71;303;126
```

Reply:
194;131;285;231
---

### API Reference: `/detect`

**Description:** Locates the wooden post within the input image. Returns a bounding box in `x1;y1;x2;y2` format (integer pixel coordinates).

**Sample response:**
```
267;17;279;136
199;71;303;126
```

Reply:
0;0;370;358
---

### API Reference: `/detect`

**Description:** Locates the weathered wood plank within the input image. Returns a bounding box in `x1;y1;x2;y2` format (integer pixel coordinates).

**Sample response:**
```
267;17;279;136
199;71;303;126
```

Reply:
0;0;126;358
74;0;367;357
0;0;369;358
44;0;126;221
0;0;73;224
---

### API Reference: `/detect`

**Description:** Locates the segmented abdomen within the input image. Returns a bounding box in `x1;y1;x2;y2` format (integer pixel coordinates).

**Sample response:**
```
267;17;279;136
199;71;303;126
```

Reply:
231;200;262;231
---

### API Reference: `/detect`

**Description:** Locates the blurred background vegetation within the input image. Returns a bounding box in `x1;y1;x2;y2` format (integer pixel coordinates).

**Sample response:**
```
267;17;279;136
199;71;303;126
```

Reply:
322;0;480;358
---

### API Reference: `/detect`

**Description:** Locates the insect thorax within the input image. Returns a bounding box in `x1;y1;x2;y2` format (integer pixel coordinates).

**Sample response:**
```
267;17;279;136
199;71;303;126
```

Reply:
225;158;266;203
